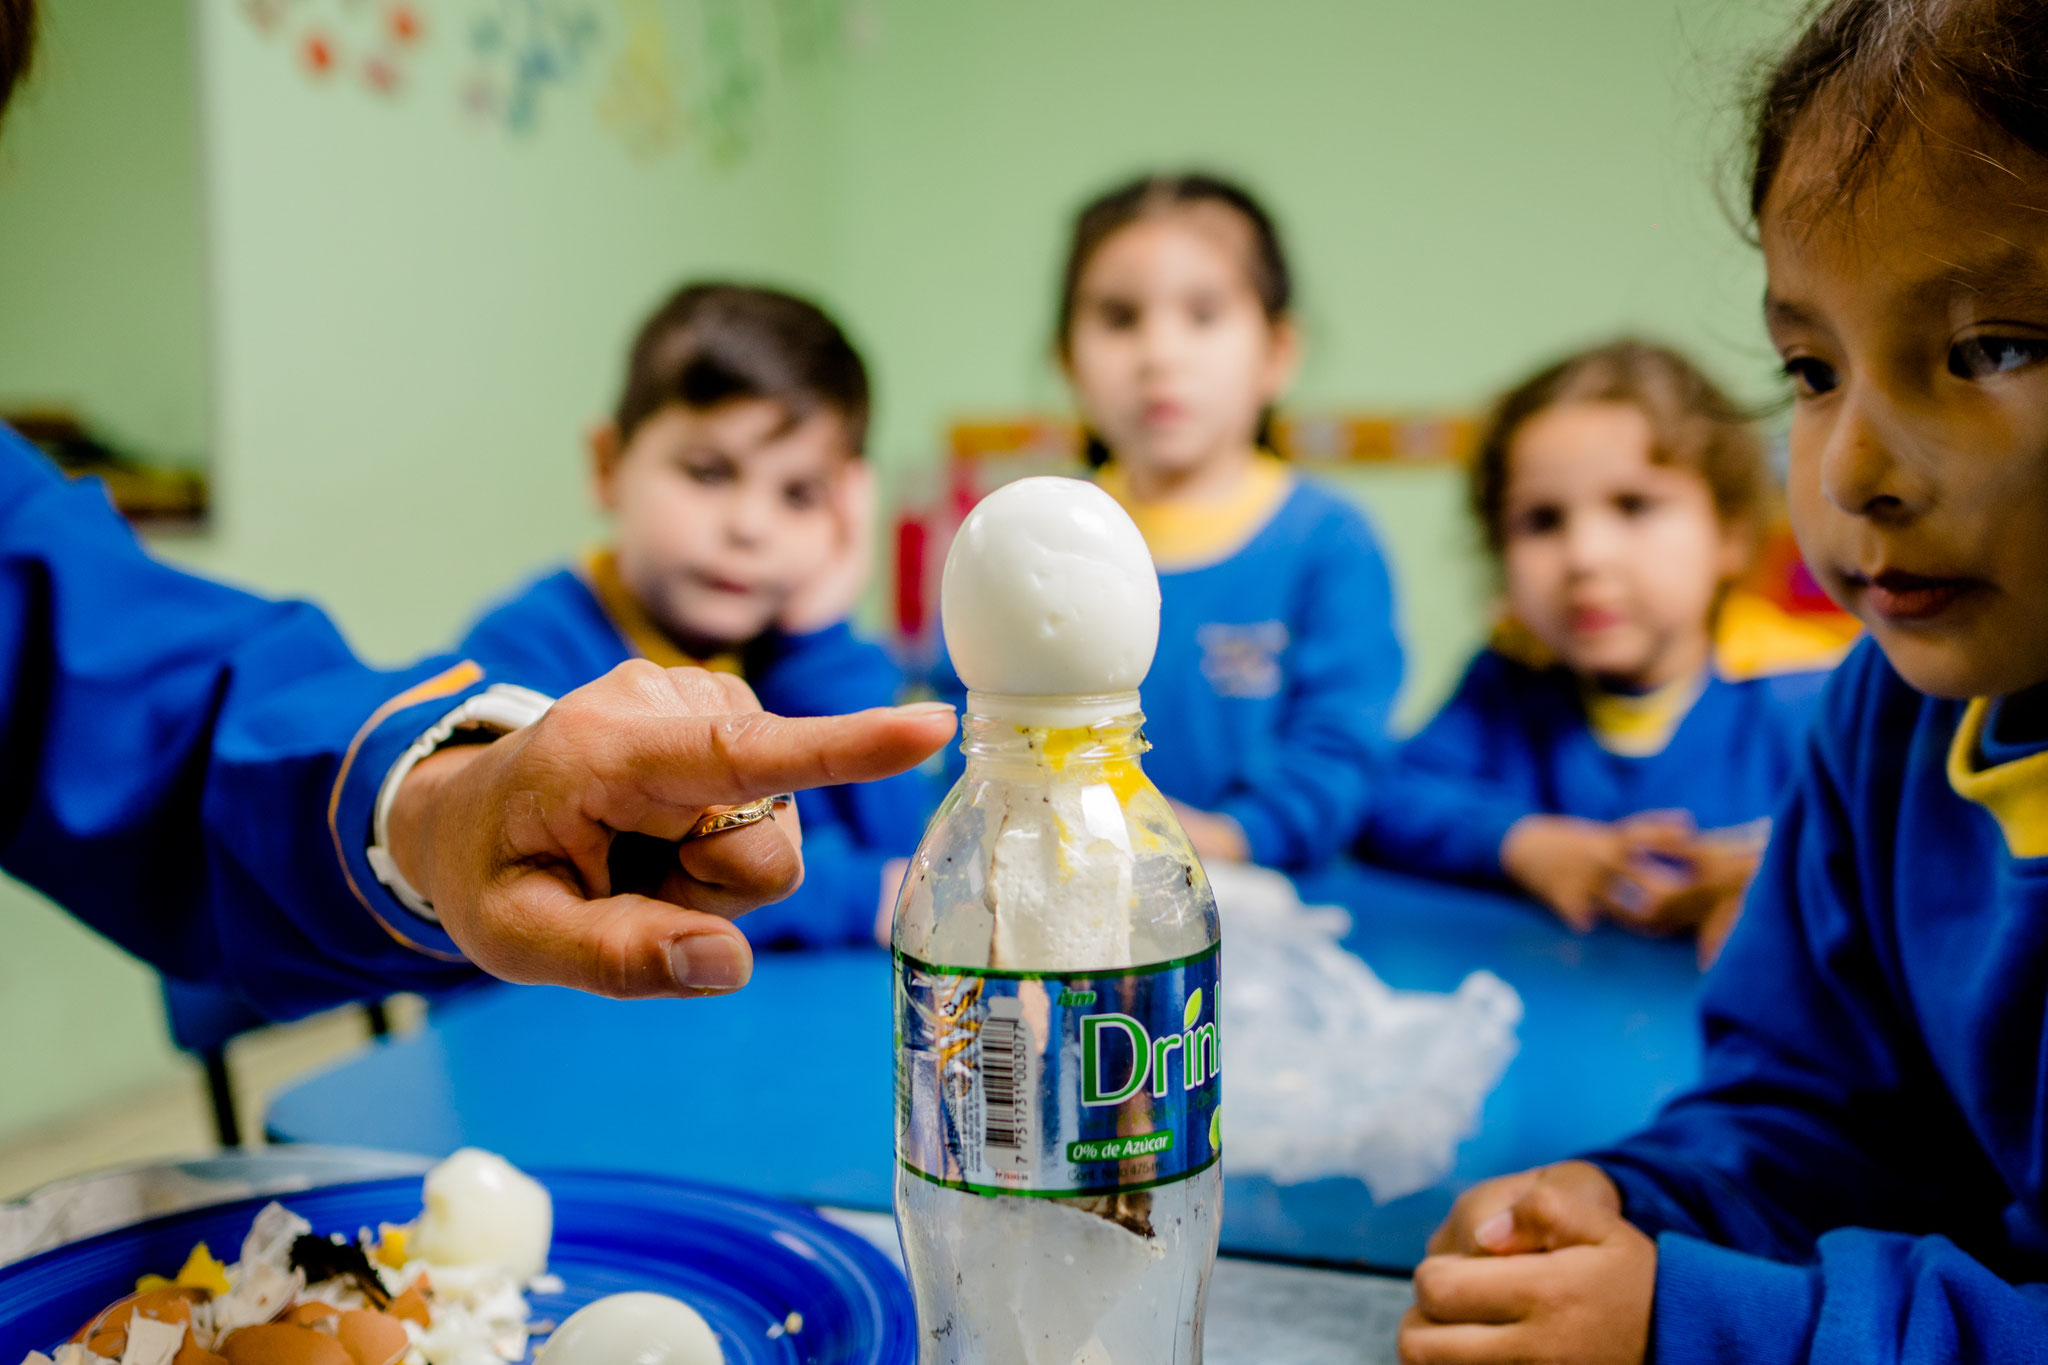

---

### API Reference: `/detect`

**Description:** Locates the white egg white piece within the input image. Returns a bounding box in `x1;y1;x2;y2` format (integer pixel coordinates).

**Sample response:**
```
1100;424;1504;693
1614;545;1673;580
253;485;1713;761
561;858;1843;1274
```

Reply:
410;1148;553;1281
941;477;1159;712
540;1293;724;1365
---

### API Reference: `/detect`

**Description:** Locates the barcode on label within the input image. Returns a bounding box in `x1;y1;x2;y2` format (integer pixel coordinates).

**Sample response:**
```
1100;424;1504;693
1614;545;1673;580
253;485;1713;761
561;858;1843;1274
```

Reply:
980;1012;1024;1152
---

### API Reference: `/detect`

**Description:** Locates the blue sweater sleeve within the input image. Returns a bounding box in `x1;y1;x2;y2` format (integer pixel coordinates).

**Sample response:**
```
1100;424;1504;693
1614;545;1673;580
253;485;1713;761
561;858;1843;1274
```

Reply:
1649;1228;2048;1365
1212;500;1403;868
1353;652;1544;881
0;431;489;1019
1584;650;2025;1362
738;622;936;948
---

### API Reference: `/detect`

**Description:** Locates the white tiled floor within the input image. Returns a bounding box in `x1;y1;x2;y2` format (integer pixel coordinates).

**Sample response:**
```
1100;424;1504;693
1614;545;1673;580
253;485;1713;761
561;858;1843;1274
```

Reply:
0;997;424;1202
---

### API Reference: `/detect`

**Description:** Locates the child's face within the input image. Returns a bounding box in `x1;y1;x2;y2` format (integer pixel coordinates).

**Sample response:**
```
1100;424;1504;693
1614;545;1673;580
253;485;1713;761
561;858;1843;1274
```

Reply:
594;398;851;649
1063;209;1297;477
1501;401;1742;690
1766;99;2048;699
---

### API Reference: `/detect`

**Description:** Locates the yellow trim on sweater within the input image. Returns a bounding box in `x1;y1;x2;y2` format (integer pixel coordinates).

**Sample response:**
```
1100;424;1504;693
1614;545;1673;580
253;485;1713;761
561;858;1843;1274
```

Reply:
1096;455;1294;571
1582;671;1709;758
1948;697;2048;859
581;548;742;676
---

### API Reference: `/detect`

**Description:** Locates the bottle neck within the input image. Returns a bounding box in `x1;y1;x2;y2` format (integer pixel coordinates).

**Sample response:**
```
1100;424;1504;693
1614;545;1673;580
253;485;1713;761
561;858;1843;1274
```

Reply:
960;693;1149;779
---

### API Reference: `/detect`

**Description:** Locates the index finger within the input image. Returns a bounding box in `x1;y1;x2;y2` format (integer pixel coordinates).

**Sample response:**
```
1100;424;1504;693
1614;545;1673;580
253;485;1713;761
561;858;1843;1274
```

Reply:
612;702;957;815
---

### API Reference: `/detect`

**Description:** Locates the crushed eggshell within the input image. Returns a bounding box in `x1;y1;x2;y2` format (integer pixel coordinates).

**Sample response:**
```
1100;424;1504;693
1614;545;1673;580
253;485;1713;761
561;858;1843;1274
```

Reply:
384;1282;430;1328
333;1311;408;1365
73;1288;202;1358
117;1316;188;1365
218;1325;350;1365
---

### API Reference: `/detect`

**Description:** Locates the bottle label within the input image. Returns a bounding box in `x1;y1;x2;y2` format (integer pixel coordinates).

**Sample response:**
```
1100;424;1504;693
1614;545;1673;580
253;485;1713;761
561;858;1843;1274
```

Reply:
894;943;1221;1198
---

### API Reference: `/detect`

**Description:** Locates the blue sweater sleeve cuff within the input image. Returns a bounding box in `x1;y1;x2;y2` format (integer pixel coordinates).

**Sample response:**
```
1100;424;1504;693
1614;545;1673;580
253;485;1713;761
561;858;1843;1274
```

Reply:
1651;1233;1819;1365
1452;804;1528;882
331;663;497;964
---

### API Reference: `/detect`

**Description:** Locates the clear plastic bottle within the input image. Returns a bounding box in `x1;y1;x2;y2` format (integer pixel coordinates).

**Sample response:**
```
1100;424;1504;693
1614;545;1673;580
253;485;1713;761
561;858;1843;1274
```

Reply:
893;695;1223;1365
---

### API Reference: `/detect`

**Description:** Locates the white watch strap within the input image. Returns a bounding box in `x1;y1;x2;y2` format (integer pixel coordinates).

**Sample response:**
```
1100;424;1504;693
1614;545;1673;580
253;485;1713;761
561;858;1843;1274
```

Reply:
366;683;555;922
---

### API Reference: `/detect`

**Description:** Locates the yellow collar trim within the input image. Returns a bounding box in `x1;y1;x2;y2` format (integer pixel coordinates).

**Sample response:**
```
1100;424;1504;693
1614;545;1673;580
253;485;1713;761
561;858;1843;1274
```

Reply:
581;548;742;676
1582;670;1708;758
1096;455;1294;571
1947;697;2048;859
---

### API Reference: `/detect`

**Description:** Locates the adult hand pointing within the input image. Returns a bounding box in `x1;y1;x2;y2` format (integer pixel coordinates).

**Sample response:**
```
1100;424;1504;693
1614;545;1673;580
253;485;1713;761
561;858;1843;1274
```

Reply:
382;659;953;999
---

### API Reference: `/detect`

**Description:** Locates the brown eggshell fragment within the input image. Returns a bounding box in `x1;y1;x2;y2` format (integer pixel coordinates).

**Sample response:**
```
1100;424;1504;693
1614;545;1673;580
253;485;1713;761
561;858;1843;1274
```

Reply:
220;1323;355;1365
385;1283;430;1328
283;1303;342;1329
73;1288;201;1357
334;1311;409;1365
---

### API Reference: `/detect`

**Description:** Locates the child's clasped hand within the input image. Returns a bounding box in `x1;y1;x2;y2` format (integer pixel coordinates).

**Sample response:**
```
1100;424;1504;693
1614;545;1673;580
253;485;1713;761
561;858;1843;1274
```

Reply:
1399;1161;1655;1365
1501;811;1755;961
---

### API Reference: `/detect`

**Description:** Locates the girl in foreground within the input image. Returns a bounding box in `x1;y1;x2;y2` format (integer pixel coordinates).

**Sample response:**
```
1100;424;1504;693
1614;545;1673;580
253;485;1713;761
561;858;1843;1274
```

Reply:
1402;2;2048;1361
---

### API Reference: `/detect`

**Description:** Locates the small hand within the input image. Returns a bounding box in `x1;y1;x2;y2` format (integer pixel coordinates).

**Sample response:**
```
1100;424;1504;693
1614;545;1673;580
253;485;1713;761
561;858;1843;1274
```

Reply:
1169;800;1251;864
1404;1162;1653;1365
779;462;877;636
386;660;955;999
1610;817;1763;949
1427;1161;1620;1257
1499;815;1627;932
1602;812;1708;935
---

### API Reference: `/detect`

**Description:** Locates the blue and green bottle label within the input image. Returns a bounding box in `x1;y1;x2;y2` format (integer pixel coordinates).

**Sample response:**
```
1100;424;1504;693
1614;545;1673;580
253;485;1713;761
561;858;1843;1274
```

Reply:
894;943;1221;1197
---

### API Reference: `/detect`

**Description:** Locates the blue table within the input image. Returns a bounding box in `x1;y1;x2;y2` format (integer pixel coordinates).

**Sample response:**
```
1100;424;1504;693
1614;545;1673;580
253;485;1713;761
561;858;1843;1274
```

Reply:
268;864;1702;1270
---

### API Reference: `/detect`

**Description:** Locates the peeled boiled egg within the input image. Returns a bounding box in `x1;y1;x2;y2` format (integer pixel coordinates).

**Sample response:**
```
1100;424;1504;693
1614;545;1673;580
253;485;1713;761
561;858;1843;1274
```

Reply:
941;476;1160;706
409;1148;552;1280
541;1293;725;1365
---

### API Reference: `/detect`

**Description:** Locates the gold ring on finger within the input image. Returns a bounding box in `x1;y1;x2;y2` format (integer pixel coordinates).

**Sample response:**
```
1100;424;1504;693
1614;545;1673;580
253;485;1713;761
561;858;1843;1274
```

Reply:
682;793;794;842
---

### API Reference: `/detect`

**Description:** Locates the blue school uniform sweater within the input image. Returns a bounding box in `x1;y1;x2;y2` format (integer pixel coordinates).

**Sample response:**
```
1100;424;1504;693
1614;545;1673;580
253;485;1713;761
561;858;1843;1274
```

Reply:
1578;639;2048;1364
1094;461;1404;871
0;426;508;1019
1356;647;1831;882
460;558;930;949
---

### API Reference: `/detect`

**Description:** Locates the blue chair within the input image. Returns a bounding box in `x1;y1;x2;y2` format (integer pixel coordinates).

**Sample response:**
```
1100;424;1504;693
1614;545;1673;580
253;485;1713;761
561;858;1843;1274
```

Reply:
159;978;390;1147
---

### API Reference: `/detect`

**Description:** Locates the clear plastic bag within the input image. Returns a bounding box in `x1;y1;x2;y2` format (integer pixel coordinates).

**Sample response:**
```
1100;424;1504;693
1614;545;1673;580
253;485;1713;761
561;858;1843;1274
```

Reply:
1213;863;1523;1202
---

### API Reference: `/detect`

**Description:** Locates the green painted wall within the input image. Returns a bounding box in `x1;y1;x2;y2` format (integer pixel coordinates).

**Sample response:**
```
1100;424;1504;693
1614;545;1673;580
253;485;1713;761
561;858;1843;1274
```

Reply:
0;0;209;459
176;0;843;663
0;0;1803;1144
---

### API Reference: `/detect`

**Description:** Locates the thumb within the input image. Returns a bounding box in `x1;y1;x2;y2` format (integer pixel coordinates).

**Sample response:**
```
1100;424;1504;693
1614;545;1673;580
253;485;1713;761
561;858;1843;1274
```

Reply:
1473;1179;1618;1255
469;871;758;1000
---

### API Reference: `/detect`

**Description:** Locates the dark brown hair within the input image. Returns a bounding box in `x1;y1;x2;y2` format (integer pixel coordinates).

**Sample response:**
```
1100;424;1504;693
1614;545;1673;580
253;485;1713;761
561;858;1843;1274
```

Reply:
1750;0;2048;219
616;282;870;453
1055;172;1292;463
1470;339;1768;559
1;0;35;120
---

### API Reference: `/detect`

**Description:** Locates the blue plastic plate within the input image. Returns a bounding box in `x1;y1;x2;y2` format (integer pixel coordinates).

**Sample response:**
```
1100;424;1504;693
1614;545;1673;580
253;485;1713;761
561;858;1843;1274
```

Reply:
0;1170;913;1363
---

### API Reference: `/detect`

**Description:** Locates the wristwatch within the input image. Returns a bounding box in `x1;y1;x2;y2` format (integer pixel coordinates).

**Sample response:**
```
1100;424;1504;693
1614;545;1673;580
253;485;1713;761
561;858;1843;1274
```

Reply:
366;682;555;922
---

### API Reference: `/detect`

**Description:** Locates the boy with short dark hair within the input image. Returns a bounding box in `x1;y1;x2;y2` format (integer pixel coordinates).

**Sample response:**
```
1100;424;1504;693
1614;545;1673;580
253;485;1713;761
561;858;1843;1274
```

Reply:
462;282;928;948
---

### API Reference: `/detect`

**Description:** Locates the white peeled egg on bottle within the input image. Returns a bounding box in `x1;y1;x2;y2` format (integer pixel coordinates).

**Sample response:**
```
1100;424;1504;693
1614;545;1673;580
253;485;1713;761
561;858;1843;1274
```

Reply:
940;475;1160;721
409;1148;553;1280
541;1293;725;1365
